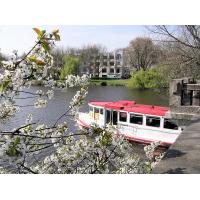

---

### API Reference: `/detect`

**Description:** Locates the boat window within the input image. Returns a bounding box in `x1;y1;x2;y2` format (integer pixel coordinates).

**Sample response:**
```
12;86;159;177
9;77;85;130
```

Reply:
130;114;143;125
146;116;160;128
94;108;99;114
89;106;93;112
164;119;178;130
100;109;103;115
119;112;127;122
112;111;118;125
106;110;111;123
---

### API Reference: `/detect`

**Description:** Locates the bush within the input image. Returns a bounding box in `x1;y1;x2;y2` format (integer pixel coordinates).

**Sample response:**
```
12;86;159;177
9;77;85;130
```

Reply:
100;81;107;86
128;67;169;89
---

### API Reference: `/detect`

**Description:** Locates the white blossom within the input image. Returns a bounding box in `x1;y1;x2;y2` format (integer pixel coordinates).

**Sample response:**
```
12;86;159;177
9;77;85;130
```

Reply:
26;113;33;124
46;90;54;99
0;29;164;174
34;98;48;108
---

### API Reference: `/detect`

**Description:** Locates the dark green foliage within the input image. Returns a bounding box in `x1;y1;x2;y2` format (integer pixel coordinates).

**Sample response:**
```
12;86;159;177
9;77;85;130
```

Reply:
100;82;107;86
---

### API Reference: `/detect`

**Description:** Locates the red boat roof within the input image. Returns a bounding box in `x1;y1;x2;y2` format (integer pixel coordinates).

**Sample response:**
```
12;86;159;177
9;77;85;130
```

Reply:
89;100;169;116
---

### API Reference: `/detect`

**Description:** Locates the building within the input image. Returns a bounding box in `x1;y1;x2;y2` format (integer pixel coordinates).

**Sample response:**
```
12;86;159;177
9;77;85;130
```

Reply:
80;49;130;79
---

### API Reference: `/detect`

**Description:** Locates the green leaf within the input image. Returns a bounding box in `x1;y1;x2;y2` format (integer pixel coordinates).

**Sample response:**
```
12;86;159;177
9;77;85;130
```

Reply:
54;33;60;41
0;80;10;93
6;137;21;157
28;56;37;62
28;56;46;66
52;29;59;35
33;28;44;38
42;40;51;52
14;137;20;146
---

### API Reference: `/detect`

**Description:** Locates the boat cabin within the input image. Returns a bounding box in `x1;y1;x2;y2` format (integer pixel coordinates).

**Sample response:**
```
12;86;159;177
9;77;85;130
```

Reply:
88;100;179;131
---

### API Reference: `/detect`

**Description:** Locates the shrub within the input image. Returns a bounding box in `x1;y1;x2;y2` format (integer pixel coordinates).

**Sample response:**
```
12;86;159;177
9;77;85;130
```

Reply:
128;66;169;89
101;81;107;86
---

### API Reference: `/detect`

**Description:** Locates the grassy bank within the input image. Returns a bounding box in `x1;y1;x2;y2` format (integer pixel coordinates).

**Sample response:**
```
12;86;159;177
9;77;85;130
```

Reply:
90;79;130;86
31;79;130;87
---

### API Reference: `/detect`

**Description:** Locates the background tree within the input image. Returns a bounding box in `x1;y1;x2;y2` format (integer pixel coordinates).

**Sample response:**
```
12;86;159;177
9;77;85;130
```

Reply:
52;47;79;69
124;37;161;71
60;56;80;79
148;25;200;78
79;44;107;77
52;45;107;77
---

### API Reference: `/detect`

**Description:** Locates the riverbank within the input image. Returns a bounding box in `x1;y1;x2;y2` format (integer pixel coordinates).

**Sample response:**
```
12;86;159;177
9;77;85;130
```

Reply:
90;79;130;86
32;79;130;87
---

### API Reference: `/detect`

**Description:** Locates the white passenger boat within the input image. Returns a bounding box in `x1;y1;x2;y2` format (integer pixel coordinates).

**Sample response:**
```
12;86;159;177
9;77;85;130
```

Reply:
77;100;182;147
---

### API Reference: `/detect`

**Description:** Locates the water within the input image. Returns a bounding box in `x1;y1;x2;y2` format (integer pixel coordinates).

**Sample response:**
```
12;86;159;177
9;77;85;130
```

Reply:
1;86;169;158
3;85;168;131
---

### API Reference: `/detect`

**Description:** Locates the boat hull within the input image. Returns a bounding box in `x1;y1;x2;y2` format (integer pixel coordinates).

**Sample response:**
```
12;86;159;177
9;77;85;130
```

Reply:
77;117;177;147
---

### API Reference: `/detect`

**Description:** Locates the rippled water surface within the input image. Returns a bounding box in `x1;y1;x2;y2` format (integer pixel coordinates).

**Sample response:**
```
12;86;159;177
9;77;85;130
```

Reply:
2;86;169;156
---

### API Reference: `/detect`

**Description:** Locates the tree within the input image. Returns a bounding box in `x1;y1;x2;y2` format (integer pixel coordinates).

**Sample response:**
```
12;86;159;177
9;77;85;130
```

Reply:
148;25;200;78
52;45;107;77
60;56;80;79
52;47;79;69
79;44;107;77
124;37;161;71
0;28;162;174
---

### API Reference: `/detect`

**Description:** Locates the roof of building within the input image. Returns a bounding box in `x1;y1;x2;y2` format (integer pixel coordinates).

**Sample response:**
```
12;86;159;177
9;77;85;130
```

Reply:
89;100;169;116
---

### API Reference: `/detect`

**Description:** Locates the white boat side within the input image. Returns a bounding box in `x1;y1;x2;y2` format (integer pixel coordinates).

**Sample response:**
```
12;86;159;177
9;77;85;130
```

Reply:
77;101;182;147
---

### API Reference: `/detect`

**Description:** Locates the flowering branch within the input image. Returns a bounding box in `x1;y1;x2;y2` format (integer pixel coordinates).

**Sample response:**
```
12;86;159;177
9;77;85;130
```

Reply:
0;28;163;174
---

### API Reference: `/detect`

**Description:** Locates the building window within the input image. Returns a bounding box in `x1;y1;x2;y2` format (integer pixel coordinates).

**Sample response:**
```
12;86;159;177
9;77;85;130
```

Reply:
116;68;120;73
130;114;143;125
146;116;160;128
110;68;114;73
102;68;107;73
110;62;114;66
103;56;107;59
103;62;107;66
109;55;114;59
95;62;100;67
119;112;127;122
116;54;121;59
164;119;178;130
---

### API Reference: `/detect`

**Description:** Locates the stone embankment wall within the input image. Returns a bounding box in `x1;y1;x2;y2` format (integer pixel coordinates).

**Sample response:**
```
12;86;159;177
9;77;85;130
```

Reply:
153;77;200;173
169;78;200;122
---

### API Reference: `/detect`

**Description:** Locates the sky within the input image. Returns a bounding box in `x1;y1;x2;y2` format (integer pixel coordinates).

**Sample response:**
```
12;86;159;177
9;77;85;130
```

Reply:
0;25;148;55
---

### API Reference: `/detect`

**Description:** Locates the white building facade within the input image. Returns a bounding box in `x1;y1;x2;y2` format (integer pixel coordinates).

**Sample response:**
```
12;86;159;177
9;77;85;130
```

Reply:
80;49;130;79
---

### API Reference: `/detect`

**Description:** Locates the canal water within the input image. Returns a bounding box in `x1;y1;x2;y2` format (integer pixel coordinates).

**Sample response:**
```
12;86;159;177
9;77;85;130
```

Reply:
2;86;169;158
3;85;168;131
